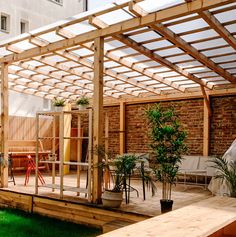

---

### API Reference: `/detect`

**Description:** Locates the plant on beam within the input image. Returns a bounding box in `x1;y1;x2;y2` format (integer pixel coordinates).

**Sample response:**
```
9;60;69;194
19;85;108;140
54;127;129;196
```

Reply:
76;96;90;110
146;104;187;213
52;97;66;111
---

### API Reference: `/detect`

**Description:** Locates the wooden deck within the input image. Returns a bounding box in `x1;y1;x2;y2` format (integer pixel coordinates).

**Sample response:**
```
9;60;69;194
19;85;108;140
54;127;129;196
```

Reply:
99;196;236;237
0;172;212;232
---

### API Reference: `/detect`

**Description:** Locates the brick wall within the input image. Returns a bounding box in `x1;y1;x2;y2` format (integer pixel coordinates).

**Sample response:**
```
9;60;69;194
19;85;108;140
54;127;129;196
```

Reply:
125;99;204;155
71;95;235;157
210;95;236;156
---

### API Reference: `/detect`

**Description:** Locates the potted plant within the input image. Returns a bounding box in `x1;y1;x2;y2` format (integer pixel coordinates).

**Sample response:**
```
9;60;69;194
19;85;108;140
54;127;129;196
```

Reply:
101;154;138;208
52;97;66;111
210;156;236;197
76;96;89;110
146;104;187;213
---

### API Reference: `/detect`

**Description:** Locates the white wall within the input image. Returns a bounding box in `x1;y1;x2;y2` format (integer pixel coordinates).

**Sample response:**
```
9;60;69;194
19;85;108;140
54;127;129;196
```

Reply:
88;0;115;10
0;0;85;40
0;0;85;116
9;91;51;117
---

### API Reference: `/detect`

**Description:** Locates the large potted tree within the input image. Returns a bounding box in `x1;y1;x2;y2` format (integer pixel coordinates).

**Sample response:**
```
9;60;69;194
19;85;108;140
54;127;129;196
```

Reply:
146;104;187;213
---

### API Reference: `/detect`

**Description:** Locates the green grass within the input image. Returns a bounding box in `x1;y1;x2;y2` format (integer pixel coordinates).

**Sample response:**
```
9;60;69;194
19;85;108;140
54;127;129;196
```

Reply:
0;208;101;237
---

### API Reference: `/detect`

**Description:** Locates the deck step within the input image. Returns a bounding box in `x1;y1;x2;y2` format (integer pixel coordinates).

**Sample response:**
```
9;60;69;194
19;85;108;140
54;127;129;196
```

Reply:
103;219;136;233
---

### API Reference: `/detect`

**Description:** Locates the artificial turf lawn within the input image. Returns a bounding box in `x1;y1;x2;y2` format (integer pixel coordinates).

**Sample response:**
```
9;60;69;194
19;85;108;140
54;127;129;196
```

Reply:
0;208;101;237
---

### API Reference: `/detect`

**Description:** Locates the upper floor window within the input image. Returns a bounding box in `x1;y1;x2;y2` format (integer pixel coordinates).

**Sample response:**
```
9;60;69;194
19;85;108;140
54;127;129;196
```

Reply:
20;20;29;34
1;13;10;32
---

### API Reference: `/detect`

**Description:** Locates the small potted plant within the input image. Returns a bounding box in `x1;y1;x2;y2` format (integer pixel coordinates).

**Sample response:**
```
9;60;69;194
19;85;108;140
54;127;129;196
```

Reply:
52;97;66;111
76;96;89;110
146;104;187;213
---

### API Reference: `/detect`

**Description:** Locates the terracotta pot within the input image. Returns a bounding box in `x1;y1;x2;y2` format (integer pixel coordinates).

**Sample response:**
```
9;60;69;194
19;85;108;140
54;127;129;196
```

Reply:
102;190;123;208
160;199;173;213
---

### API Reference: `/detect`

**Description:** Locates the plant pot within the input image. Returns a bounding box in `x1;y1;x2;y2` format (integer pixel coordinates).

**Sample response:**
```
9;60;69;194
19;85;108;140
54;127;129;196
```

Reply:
160;199;173;213
102;190;123;208
53;106;64;112
77;104;88;110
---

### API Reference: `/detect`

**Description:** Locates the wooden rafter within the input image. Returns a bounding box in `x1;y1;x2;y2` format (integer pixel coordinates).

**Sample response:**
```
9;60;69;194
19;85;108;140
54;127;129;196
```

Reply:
30;36;154;96
198;10;236;51
8;67;88;97
55;49;161;95
129;2;236;84
33;56;133;97
89;16;212;90
0;0;234;63
83;43;185;92
151;24;236;83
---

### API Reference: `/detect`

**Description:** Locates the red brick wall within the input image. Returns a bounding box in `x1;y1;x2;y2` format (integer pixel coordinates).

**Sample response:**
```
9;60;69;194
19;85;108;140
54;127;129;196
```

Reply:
71;95;235;157
210;95;236;156
125;99;204;155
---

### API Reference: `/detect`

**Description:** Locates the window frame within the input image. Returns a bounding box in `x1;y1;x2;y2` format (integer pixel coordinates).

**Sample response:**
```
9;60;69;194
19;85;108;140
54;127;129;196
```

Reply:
1;13;10;33
20;19;29;34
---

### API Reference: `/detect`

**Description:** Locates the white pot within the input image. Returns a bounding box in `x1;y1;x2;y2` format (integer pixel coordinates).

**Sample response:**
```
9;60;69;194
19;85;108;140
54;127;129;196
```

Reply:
102;190;123;208
53;106;64;112
77;104;88;110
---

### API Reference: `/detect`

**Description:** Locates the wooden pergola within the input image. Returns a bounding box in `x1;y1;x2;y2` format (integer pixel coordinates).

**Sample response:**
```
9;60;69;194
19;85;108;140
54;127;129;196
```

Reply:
0;0;236;203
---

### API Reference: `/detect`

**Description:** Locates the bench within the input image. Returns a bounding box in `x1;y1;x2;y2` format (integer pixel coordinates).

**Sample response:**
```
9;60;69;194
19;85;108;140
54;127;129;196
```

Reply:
177;155;215;189
8;140;51;171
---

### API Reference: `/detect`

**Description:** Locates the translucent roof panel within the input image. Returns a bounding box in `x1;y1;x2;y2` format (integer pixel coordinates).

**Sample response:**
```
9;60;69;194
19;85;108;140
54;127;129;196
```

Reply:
181;29;218;42
168;19;208;34
144;40;172;50
137;0;185;14
63;21;96;36
202;46;235;57
130;31;161;43
98;9;133;25
192;38;227;51
214;9;236;23
39;32;64;43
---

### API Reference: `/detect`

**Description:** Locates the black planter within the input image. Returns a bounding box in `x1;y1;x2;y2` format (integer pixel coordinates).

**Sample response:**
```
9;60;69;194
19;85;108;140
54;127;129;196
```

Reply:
160;199;173;213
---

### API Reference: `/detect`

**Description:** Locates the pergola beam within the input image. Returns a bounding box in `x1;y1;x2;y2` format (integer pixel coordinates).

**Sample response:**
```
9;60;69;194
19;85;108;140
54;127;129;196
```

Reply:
93;37;104;203
128;2;236;83
198;10;236;51
0;0;234;63
8;67;88;98
89;15;211;90
201;85;211;156
152;24;236;83
0;63;9;188
56;49;161;95
83;42;185;92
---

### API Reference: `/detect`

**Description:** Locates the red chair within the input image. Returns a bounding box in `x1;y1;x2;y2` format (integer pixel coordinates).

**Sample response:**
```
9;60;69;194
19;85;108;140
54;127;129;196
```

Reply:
24;155;45;185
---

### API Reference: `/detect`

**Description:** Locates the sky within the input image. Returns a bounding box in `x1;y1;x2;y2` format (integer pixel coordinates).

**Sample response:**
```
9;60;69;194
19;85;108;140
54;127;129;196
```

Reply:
88;0;115;10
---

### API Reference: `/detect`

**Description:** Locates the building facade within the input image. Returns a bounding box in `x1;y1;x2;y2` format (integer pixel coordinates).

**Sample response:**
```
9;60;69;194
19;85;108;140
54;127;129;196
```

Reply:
0;0;86;40
0;0;86;116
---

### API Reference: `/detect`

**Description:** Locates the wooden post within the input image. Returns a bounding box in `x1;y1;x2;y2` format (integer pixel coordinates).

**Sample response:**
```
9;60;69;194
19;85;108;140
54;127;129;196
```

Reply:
59;112;64;199
0;63;9;188
77;114;82;195
120;102;126;154
92;37;104;203
52;115;56;192
201;86;211;156
35;113;39;194
104;113;109;189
